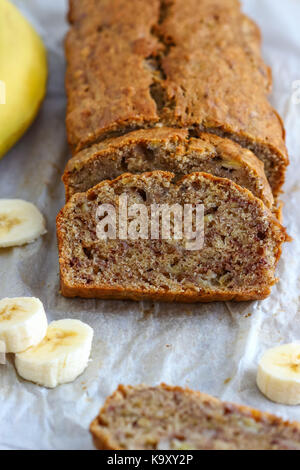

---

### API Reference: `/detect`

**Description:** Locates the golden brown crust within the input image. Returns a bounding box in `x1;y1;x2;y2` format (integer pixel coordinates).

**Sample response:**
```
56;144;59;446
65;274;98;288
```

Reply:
63;128;274;209
65;0;159;151
57;171;287;303
65;0;288;194
59;279;271;303
90;383;300;450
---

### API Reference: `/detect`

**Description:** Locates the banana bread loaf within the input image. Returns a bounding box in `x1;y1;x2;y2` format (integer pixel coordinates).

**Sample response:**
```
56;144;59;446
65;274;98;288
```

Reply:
65;0;288;194
57;171;287;302
63;129;274;209
90;384;300;450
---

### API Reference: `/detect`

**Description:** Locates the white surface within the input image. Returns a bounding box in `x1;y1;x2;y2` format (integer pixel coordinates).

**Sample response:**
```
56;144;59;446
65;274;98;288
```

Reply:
0;0;300;450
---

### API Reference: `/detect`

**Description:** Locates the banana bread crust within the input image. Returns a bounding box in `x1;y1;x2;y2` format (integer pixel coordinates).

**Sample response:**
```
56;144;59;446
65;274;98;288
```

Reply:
65;0;288;194
63;128;274;209
90;384;300;450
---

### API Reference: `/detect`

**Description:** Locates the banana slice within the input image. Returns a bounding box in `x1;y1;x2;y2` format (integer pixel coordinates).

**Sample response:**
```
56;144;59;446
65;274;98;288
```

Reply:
257;344;300;405
0;340;6;364
15;319;94;388
0;297;47;353
0;199;46;247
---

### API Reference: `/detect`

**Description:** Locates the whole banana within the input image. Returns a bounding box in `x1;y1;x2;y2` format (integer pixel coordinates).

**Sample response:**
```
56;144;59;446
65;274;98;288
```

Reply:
0;0;47;158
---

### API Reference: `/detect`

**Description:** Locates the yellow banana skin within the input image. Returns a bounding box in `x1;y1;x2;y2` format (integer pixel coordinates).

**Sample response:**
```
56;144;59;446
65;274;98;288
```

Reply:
0;0;47;158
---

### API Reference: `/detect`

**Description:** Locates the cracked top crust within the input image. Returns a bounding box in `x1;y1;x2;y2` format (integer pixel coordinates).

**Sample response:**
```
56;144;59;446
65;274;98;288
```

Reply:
65;0;287;184
66;0;160;150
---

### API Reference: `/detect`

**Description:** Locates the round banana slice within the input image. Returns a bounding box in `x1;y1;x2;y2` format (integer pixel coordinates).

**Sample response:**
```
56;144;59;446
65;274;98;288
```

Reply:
0;199;46;247
257;344;300;405
15;319;94;388
0;297;48;353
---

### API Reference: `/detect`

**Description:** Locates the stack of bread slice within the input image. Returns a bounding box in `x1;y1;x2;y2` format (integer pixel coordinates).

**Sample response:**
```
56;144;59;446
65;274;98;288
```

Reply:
57;0;289;302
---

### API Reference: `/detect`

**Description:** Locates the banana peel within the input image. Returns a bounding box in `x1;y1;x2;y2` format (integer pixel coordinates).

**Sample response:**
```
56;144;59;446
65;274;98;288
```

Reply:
0;0;47;158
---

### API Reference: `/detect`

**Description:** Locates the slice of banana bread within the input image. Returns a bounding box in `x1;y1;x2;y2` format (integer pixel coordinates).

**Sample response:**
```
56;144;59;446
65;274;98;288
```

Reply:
65;0;288;194
90;384;300;450
63;129;274;209
57;171;287;302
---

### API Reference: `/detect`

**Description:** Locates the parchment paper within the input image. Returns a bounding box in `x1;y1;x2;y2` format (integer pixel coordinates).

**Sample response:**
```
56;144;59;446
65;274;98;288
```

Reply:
0;0;300;450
